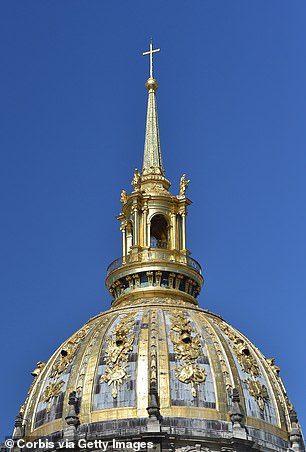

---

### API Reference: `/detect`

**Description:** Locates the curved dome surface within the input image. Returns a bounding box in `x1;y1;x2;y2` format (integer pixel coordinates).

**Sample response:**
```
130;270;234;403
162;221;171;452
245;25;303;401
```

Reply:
22;298;294;450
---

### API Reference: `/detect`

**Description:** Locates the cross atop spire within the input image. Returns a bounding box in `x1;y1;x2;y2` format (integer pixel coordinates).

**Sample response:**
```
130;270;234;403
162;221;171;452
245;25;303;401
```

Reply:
143;39;160;79
141;39;167;182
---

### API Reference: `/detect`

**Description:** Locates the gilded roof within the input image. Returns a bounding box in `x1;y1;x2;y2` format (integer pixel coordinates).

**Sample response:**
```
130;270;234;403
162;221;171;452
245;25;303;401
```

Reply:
21;299;294;444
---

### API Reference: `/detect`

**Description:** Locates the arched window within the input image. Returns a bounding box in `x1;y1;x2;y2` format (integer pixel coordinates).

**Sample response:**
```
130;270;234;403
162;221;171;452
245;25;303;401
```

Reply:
126;222;133;253
150;214;168;249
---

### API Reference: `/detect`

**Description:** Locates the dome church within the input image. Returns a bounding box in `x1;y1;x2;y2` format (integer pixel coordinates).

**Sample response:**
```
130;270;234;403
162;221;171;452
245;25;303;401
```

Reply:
9;42;304;452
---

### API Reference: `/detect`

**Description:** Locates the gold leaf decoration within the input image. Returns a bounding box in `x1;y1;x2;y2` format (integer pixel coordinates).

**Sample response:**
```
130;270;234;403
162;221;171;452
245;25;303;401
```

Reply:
245;378;270;411
218;323;260;377
49;324;91;379
170;310;206;397
100;313;135;398
42;380;65;412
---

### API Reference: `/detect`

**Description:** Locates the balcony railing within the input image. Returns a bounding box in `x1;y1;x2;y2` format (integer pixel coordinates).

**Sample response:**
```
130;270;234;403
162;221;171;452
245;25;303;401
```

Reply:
107;250;202;276
107;256;124;275
186;256;202;274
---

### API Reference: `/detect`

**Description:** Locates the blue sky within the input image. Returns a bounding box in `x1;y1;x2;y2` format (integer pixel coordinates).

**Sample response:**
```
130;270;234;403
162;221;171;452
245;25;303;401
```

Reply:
0;0;305;440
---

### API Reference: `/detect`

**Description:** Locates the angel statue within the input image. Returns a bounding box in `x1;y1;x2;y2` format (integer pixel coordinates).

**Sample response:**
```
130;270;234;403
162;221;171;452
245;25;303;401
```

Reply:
131;168;141;192
179;174;190;197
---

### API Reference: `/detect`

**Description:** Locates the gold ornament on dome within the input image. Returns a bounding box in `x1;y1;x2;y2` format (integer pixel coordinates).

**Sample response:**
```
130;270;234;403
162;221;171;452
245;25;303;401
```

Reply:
49;324;91;379
130;297;194;309
31;361;46;377
266;357;280;376
35;325;91;413
200;316;233;391
264;356;294;415
170;310;206;397
175;363;207;395
19;362;46;415
42;380;65;412
76;320;105;394
100;313;135;398
218;323;260;377
150;310;158;385
245;378;270;411
282;393;294;413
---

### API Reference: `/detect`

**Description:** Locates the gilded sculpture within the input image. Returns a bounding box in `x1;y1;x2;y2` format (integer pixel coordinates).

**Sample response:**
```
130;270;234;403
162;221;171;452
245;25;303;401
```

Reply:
218;323;260;377
179;174;190;197
100;313;135;398
200;316;233;391
144;182;168;193
265;357;295;415
217;321;273;411
42;380;65;412
19;362;46;415
39;324;92;411
31;361;46;377
120;189;128;206
245;378;270;412
76;319;105;394
50;324;91;379
131;168;141;191
170;310;206;397
266;357;280;376
150;310;158;386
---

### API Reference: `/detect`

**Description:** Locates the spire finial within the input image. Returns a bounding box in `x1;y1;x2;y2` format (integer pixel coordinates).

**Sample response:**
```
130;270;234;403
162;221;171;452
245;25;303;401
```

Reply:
143;39;160;80
141;39;164;178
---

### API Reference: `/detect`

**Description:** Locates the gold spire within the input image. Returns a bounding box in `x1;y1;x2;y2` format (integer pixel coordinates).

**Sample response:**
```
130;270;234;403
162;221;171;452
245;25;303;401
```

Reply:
105;42;203;309
142;40;164;178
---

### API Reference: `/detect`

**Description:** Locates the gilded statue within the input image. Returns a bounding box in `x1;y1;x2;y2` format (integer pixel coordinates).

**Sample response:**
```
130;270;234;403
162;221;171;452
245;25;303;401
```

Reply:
120;189;128;205
131;168;141;191
179;174;190;197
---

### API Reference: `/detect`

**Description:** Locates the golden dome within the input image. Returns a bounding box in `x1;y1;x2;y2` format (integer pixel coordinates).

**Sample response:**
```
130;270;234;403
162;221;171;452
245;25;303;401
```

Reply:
21;299;295;449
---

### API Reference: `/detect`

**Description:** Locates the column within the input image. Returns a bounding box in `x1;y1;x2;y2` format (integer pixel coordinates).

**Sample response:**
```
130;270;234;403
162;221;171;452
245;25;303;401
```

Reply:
171;212;177;250
143;205;148;247
121;224;126;264
181;212;186;251
133;205;139;246
147;217;151;248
